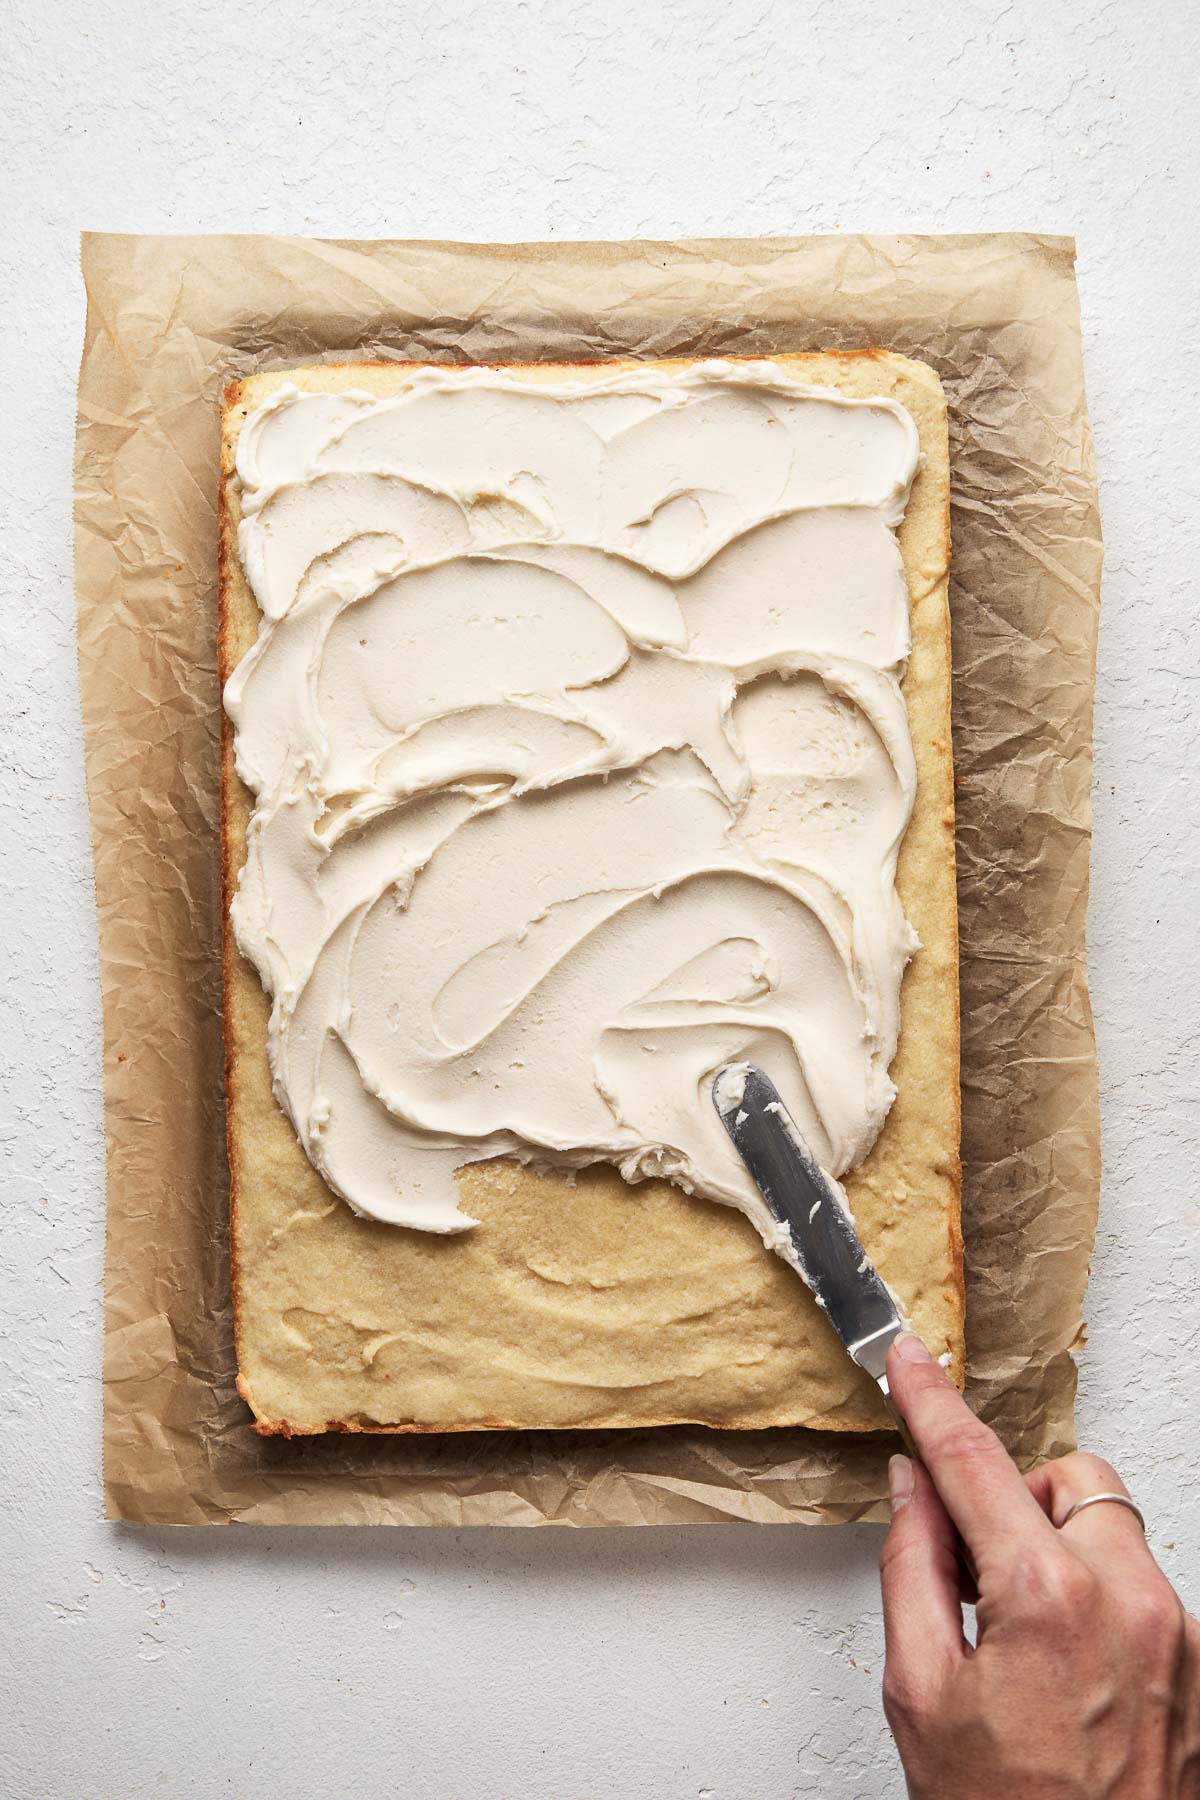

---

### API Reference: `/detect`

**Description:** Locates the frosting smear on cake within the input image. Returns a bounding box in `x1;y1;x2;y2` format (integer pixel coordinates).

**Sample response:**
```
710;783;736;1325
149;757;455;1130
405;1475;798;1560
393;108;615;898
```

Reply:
225;360;921;1244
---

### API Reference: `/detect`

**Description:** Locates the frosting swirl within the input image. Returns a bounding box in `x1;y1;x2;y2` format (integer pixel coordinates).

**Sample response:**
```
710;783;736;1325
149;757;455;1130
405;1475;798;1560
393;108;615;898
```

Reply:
226;360;921;1251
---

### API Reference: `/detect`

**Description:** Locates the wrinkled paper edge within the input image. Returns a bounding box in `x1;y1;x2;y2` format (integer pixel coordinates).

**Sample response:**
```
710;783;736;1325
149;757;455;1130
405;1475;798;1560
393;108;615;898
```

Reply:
74;231;1102;1527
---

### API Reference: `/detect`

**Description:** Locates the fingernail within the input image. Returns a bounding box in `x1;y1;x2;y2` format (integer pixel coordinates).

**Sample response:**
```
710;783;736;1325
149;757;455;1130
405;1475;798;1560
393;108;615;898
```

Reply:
888;1454;914;1511
893;1332;933;1364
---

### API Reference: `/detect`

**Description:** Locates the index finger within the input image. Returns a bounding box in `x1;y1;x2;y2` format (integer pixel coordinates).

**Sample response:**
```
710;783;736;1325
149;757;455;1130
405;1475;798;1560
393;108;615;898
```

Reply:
886;1334;1052;1566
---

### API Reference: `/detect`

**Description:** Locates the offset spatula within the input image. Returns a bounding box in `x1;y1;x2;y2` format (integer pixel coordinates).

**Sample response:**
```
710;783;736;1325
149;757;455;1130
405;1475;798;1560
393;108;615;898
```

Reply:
711;1062;910;1407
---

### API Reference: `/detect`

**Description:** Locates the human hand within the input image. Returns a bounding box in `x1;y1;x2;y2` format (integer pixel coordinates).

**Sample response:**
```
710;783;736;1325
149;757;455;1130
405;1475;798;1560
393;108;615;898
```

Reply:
880;1334;1200;1798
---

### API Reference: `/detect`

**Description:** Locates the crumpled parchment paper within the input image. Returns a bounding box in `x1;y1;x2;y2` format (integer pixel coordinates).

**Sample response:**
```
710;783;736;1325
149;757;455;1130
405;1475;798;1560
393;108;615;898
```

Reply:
74;231;1102;1527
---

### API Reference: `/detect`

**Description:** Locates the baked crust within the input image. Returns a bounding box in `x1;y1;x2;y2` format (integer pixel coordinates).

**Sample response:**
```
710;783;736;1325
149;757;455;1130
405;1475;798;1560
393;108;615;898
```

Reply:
219;353;961;1436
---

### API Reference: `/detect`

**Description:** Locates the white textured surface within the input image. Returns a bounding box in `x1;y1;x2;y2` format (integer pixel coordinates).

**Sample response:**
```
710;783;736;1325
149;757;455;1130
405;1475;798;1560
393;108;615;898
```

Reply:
3;2;1197;1795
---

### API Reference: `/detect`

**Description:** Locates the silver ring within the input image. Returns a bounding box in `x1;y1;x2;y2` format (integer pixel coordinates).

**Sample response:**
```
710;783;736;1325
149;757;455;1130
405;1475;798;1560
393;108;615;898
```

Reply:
1059;1492;1146;1534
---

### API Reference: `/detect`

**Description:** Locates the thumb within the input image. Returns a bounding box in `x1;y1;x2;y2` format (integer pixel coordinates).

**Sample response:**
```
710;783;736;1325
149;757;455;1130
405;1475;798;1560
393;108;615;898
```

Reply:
880;1455;968;1707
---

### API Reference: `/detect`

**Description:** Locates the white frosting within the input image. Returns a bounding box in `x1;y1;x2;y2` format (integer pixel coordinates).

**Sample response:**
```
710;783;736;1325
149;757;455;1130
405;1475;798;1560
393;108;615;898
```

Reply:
225;359;921;1249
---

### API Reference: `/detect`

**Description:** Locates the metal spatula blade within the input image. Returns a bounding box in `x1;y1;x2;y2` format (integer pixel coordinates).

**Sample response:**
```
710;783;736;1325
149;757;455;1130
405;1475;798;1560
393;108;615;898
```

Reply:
712;1062;906;1396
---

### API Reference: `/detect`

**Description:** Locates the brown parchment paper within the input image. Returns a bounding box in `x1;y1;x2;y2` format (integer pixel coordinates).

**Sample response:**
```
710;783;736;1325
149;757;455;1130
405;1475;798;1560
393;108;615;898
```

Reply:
75;232;1102;1528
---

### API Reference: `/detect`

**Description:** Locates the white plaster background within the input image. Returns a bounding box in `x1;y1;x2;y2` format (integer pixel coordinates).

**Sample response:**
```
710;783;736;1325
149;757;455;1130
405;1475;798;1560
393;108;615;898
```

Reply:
3;2;1197;1795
